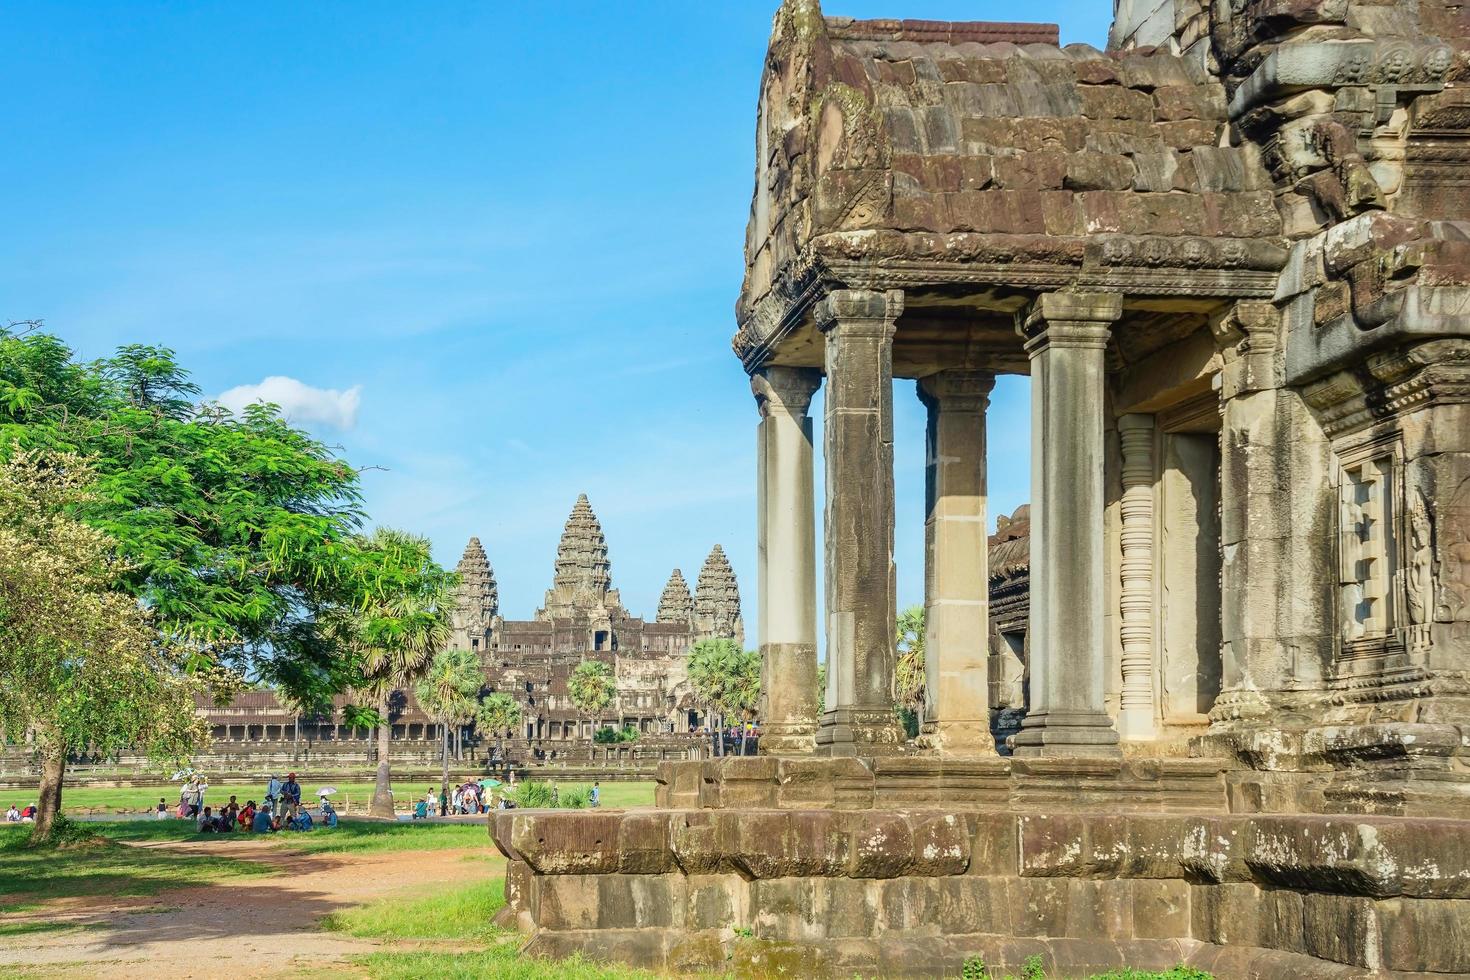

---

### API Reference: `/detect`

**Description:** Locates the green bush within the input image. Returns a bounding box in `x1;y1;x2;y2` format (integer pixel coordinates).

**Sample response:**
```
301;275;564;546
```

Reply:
514;781;554;808
592;727;619;744
557;786;590;809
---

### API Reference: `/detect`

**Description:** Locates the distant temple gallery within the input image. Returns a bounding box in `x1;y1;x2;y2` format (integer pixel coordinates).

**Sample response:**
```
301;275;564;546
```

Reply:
197;495;745;759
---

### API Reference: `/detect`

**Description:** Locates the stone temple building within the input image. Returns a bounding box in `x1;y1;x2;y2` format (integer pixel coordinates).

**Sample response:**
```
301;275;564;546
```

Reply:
196;495;744;759
492;1;1470;975
456;494;745;743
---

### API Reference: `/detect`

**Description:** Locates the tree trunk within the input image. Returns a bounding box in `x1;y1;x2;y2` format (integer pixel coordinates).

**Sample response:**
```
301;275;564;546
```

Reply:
713;711;724;757
739;719;749;757
440;722;450;802
293;714;301;762
31;740;66;842
369;696;395;818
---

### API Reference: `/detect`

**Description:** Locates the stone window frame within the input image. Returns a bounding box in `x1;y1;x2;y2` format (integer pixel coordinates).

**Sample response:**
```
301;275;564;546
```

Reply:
1333;432;1409;670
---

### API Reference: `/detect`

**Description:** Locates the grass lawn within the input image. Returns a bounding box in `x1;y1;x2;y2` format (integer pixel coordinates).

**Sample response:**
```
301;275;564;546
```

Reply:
0;823;271;913
325;876;659;980
27;778;655;814
91;816;493;855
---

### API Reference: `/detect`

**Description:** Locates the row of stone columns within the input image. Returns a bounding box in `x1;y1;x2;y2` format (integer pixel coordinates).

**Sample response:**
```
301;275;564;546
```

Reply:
754;288;1127;758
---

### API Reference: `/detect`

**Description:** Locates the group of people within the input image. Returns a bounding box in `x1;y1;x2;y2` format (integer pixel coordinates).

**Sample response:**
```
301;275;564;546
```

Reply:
176;772;336;834
4;803;36;822
416;778;493;818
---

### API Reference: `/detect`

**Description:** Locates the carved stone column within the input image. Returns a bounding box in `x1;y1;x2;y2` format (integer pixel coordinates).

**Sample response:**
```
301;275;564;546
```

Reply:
1011;292;1124;758
816;289;906;755
1117;413;1158;740
752;365;822;755
917;370;997;755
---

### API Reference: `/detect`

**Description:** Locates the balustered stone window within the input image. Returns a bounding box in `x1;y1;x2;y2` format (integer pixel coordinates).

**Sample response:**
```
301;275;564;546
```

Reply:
1339;455;1397;645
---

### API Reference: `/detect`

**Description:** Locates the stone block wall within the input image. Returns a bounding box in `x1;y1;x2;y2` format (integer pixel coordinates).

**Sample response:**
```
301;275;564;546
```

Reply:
490;807;1470;976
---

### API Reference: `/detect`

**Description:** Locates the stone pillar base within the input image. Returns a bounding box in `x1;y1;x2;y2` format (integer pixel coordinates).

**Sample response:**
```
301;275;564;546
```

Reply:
914;722;995;756
1011;711;1121;758
1117;707;1157;741
816;708;907;757
758;640;818;757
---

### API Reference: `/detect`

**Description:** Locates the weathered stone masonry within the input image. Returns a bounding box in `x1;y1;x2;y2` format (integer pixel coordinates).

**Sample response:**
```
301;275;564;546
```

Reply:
492;0;1470;973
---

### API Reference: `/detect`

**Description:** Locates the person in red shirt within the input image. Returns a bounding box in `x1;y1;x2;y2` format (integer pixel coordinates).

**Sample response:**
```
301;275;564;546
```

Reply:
238;800;256;831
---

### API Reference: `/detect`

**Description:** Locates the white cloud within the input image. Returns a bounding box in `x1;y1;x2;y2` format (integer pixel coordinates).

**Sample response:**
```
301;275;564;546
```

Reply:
215;376;363;430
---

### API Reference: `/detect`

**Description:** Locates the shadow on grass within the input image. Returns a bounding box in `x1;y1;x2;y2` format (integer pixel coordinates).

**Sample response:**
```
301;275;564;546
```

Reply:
0;826;271;914
91;816;492;855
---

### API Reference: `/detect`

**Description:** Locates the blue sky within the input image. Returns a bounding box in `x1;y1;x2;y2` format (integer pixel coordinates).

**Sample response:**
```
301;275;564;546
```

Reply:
1;1;1111;628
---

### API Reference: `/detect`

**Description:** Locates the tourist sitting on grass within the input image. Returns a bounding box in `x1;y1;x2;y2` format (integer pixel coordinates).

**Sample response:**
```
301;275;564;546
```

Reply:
289;807;313;832
5;804;19;822
197;806;216;832
19;805;35;822
320;799;338;828
238;801;256;830
413;798;428;820
251;805;274;833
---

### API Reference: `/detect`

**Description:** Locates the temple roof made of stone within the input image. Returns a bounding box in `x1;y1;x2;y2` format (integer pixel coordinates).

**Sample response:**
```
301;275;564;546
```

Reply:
737;2;1287;340
989;503;1029;581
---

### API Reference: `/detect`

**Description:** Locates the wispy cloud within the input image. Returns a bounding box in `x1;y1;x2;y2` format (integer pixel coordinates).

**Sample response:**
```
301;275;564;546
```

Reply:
215;376;363;429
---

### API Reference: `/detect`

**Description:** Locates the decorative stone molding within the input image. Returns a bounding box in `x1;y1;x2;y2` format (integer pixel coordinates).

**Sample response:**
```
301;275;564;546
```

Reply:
750;365;821;420
814;287;904;335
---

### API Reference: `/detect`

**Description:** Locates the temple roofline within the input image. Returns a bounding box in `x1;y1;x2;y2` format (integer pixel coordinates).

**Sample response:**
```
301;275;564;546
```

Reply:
823;17;1058;45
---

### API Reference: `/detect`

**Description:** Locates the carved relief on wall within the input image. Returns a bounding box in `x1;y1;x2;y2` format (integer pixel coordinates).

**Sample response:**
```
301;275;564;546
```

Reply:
1434;473;1470;624
1405;488;1436;651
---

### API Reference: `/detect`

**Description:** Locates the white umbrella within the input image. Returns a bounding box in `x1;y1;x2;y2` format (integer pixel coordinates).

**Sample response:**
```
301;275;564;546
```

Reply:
171;769;196;781
317;787;338;797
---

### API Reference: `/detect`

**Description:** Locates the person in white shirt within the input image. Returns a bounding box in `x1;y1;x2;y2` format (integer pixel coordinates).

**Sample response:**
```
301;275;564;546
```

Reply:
4;804;19;822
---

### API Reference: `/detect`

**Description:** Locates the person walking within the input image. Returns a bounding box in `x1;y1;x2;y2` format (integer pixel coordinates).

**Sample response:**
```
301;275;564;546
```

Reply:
590;781;600;808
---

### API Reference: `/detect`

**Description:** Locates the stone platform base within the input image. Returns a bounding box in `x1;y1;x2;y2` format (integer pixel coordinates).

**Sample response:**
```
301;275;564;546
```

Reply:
656;755;1232;812
489;807;1470;977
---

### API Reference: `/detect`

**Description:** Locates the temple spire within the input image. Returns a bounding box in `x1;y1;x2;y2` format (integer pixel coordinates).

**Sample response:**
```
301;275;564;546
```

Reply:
656;569;693;624
451;536;498;651
693;544;745;645
538;494;624;620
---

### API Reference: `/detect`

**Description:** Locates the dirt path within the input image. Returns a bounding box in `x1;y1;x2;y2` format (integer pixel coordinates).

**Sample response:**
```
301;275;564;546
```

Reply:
0;838;500;979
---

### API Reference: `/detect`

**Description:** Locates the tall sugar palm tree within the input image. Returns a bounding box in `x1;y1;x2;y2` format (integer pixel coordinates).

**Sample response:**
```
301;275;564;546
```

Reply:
688;638;742;757
333;528;455;818
567;659;615;761
416;647;482;802
477;692;522;769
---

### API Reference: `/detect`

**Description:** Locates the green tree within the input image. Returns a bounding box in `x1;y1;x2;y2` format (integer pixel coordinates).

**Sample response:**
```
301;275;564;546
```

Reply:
0;327;371;692
476;692;522;769
895;605;926;739
330;528;456;818
729;649;761;757
415;648;482;801
0;451;205;841
688;638;744;757
567;659;615;761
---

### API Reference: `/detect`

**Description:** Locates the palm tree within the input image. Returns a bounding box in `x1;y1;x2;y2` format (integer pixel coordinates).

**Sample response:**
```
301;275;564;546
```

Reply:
567;659;615;761
415;647;482;803
334;528;456;819
895;605;926;738
688;638;741;757
477;692;522;769
730;650;761;757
